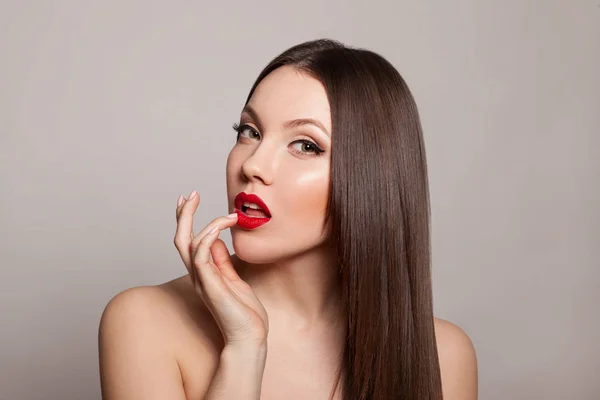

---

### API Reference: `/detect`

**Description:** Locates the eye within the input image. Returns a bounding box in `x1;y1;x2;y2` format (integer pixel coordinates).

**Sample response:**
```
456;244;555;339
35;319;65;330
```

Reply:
232;122;325;157
290;140;325;156
232;123;259;141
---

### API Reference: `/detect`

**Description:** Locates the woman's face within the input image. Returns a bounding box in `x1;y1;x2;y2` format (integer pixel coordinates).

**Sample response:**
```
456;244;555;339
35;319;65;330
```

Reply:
226;65;332;264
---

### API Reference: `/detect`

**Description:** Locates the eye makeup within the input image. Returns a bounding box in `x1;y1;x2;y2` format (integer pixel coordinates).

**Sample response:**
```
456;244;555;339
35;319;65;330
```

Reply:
232;122;325;157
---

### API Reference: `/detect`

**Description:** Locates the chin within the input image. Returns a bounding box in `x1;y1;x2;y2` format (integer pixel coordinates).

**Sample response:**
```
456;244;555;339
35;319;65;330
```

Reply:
231;228;330;265
231;228;306;265
230;230;276;264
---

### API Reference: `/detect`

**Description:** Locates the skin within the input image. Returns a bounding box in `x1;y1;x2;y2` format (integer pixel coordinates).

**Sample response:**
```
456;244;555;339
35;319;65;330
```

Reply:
98;65;478;399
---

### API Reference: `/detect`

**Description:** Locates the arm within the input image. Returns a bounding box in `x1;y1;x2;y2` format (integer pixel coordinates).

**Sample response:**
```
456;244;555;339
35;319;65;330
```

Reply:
98;287;187;400
204;344;267;399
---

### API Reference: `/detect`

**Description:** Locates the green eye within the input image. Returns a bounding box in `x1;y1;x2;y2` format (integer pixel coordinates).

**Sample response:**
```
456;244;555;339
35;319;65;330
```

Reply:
231;122;325;157
232;123;258;140
290;140;324;156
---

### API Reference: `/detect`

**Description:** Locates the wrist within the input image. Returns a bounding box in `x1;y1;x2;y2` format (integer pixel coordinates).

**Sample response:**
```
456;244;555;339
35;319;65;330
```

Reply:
222;341;268;360
204;342;267;400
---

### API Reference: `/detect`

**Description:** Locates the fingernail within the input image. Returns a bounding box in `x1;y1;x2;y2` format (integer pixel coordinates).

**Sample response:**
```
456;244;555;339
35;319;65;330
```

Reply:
177;195;183;207
188;190;197;199
209;226;219;234
226;212;238;219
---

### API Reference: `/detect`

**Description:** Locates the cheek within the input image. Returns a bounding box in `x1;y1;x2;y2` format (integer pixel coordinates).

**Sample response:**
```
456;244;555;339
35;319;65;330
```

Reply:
225;151;235;179
284;168;330;219
226;151;242;188
274;166;330;244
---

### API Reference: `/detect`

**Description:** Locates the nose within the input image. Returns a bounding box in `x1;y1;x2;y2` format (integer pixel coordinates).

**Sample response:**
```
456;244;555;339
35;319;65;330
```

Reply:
240;141;276;185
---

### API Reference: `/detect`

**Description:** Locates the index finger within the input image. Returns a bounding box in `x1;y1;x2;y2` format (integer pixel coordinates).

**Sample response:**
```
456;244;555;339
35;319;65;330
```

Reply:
174;192;200;272
175;191;200;242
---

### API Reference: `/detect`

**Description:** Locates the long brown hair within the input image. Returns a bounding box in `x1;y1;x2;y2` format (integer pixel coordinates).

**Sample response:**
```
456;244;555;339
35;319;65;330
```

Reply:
241;39;442;400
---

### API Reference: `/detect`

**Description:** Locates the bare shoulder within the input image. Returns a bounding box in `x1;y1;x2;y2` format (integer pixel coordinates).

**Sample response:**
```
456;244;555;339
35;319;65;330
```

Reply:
98;275;222;399
434;317;478;400
99;275;215;349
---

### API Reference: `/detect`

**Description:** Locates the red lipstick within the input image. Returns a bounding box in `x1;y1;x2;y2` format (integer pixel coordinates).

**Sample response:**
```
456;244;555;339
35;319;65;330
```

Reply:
234;192;272;230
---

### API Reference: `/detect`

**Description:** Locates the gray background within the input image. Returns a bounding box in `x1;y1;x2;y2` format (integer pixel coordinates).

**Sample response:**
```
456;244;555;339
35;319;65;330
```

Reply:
1;1;599;399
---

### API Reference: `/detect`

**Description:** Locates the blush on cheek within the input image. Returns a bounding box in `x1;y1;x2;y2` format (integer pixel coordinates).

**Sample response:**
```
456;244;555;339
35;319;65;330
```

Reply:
290;170;330;220
275;182;329;240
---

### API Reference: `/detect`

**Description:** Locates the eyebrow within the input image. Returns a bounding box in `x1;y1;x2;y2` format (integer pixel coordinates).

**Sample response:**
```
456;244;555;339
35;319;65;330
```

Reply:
241;104;330;138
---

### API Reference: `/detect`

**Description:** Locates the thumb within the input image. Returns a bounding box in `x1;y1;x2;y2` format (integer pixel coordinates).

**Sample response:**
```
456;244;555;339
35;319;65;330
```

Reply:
210;239;242;282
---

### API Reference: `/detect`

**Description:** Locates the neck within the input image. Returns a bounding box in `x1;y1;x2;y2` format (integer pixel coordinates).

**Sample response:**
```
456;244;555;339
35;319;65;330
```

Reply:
233;244;344;333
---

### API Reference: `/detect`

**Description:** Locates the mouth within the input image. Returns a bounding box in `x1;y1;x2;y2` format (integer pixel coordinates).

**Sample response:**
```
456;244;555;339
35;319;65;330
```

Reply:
234;192;272;230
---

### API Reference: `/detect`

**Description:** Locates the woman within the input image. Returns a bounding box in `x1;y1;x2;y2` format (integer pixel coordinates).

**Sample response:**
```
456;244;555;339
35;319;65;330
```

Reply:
99;38;478;399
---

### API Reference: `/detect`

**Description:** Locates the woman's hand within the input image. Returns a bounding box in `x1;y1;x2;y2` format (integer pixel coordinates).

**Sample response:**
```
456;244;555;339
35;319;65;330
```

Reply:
173;191;269;348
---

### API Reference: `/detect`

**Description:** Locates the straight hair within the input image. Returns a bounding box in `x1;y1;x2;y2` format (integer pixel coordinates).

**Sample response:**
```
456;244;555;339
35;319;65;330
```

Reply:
241;38;443;400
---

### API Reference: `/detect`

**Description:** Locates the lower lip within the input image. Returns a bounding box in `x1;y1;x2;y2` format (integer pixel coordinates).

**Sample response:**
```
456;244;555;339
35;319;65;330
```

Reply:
234;208;271;230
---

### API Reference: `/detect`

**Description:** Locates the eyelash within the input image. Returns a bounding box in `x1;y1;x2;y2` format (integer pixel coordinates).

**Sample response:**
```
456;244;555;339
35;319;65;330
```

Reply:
232;122;325;157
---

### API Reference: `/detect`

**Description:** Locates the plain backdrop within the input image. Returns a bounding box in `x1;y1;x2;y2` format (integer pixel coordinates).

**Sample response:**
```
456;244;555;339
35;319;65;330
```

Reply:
1;1;599;399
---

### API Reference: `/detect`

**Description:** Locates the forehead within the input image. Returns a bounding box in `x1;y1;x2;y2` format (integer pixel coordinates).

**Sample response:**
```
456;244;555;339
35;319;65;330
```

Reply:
245;66;332;133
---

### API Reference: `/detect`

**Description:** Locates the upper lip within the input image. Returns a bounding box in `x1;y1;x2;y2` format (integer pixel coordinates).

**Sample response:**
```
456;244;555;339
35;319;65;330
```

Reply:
235;192;272;217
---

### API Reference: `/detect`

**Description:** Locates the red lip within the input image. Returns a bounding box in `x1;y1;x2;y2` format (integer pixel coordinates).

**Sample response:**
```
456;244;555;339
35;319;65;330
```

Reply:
234;192;272;230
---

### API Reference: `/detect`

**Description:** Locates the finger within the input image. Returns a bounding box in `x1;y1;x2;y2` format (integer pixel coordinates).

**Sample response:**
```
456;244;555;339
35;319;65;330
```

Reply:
189;215;238;290
174;191;200;270
176;197;194;243
176;195;195;282
190;213;238;252
211;239;242;282
176;196;186;224
177;191;199;233
193;227;227;299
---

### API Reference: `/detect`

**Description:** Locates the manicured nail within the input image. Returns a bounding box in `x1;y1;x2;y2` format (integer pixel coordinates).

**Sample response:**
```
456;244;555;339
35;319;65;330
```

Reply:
209;226;219;234
226;213;238;219
188;190;197;199
177;195;183;207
